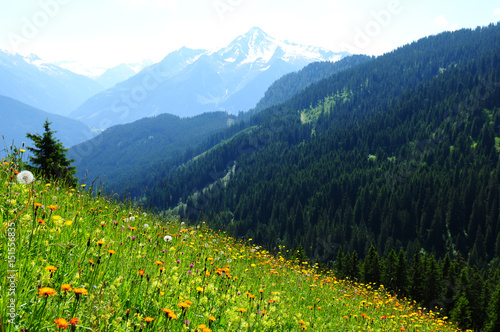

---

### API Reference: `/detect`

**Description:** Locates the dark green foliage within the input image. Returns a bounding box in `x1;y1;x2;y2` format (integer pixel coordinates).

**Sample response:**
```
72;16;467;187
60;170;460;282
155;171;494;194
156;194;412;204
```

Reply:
485;281;500;332
362;245;381;285
26;120;77;186
423;254;442;310
394;249;408;296
450;293;472;330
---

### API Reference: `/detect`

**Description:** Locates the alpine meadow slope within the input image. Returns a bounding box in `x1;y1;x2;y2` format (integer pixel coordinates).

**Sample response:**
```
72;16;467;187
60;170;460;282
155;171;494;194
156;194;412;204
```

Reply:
0;150;466;331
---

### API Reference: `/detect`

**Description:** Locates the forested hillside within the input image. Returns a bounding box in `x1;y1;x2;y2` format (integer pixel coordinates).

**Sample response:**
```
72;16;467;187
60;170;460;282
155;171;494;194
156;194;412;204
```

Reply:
148;25;500;266
69;112;233;196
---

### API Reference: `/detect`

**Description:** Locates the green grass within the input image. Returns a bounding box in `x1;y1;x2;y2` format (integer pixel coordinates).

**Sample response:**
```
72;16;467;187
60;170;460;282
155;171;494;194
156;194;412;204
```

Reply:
300;89;352;125
1;148;466;331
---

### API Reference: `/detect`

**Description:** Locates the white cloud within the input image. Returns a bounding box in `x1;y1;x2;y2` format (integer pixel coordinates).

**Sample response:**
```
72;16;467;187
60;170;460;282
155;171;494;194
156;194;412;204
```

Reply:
431;14;458;32
431;14;449;28
494;8;500;15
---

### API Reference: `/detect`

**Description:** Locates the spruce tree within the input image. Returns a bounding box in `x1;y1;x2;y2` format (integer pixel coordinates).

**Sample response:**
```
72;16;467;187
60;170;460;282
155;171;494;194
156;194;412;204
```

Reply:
26;120;77;186
485;278;500;332
362;245;381;285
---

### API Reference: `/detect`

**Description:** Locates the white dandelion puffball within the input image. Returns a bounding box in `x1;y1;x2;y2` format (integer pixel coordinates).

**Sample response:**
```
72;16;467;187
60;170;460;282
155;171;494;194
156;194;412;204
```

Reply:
17;170;35;184
143;224;149;228
163;235;172;242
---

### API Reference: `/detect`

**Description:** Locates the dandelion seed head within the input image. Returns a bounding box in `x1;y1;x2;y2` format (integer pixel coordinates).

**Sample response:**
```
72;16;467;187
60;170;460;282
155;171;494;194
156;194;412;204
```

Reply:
17;170;35;184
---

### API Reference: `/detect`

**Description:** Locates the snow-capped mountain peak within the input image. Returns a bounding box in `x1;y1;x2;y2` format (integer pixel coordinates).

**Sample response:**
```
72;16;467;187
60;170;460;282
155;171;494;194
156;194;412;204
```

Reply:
214;27;347;71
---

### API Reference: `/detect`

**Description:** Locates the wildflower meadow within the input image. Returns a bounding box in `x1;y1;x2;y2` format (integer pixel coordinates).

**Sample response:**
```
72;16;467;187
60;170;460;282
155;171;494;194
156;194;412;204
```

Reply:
0;147;466;331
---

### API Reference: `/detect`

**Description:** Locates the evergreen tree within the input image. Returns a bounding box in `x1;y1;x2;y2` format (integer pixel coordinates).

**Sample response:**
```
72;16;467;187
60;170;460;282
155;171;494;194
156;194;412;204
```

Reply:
381;249;398;289
484;277;500;332
26;120;77;186
410;251;425;302
450;293;473;330
424;254;442;310
395;249;408;296
362;245;381;285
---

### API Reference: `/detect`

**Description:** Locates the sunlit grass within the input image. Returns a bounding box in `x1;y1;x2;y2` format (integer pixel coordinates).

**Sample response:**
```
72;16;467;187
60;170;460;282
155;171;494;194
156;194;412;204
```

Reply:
1;149;467;331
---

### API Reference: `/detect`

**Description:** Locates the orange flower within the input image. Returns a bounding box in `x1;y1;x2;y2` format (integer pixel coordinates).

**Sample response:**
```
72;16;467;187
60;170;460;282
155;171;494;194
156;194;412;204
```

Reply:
168;311;178;319
128;226;137;230
38;287;57;297
96;240;105;246
154;260;163;266
34;202;42;208
69;318;79;326
73;288;88;295
45;265;57;273
145;317;154;323
236;308;246;313
48;205;57;211
177;302;190;309
161;308;174;314
38;218;45;225
209;316;216;322
61;284;72;292
54;318;69;329
139;269;145;276
108;250;116;255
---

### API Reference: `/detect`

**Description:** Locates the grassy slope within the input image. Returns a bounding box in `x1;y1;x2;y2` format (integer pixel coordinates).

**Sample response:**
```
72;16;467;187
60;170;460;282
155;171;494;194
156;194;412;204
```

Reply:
1;149;465;331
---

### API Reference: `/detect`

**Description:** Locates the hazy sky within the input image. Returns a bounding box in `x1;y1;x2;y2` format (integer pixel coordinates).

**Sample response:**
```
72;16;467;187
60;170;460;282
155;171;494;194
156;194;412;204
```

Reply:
1;0;499;69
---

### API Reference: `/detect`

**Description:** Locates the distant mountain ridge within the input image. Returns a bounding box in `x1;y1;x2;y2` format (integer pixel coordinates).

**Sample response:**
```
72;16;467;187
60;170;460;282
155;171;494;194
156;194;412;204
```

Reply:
69;112;234;195
0;50;103;116
0;95;95;149
69;27;349;129
93;60;154;89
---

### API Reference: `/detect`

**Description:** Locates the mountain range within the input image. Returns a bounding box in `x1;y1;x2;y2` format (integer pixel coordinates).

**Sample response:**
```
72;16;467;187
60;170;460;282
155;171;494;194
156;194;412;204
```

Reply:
69;27;349;129
93;60;154;89
0;50;103;116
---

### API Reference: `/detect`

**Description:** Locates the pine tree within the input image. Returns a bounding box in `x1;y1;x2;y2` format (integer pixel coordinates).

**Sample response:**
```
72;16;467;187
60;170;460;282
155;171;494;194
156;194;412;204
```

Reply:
484;276;500;332
362;245;381;285
26;120;77;186
395;249;408;296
